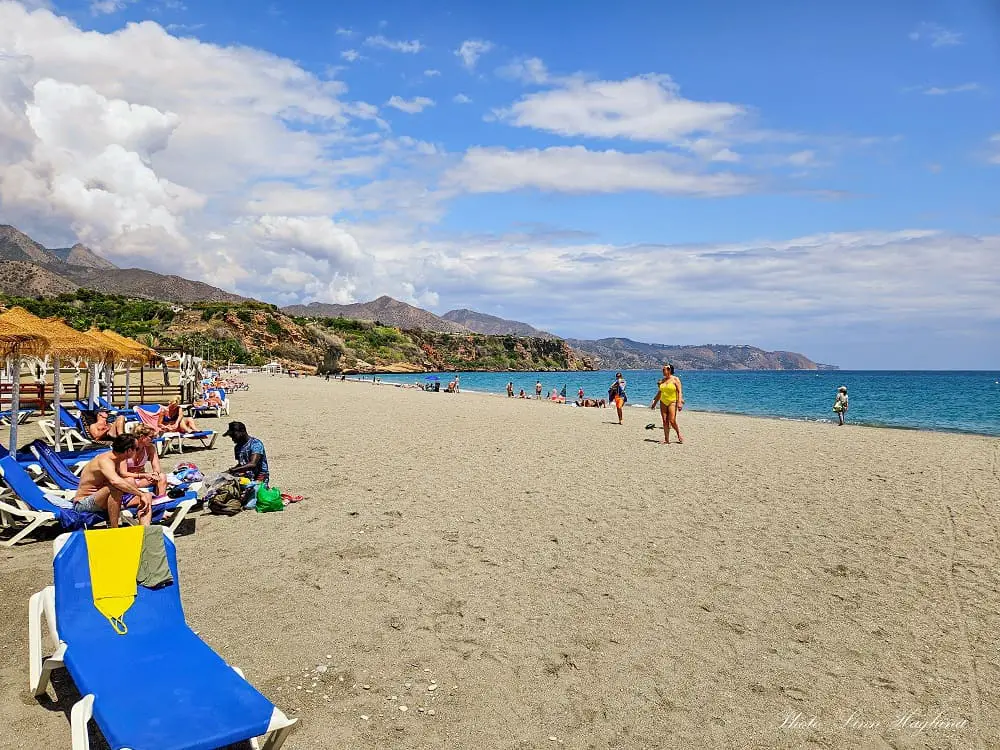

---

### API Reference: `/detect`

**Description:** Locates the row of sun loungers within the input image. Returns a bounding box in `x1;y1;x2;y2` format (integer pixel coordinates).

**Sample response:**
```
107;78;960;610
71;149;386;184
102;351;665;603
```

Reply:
7;382;297;748
0;450;198;548
38;403;218;456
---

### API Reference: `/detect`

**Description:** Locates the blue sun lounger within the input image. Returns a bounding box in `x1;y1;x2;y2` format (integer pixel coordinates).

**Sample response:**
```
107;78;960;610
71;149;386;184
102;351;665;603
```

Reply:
29;530;298;749
0;456;104;547
74;398;139;421
0;407;35;425
28;443;200;529
0;456;196;546
135;405;218;455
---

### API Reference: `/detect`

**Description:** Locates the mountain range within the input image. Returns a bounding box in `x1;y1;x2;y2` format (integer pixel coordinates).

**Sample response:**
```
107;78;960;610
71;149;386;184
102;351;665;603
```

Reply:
0;225;244;303
283;297;470;333
1;224;832;370
563;338;834;371
440;309;557;338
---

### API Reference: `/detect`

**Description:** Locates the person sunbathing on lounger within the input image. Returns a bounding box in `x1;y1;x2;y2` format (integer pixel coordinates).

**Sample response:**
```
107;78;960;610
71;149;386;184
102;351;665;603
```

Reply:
84;408;127;442
159;398;199;434
74;434;150;528
116;425;167;497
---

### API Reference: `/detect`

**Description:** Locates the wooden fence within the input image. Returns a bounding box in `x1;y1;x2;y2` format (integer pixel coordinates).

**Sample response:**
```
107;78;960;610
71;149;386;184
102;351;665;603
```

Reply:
0;382;82;415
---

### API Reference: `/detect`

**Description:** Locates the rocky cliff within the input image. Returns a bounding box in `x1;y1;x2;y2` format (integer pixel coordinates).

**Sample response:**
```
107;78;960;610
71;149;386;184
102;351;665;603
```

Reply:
302;316;589;373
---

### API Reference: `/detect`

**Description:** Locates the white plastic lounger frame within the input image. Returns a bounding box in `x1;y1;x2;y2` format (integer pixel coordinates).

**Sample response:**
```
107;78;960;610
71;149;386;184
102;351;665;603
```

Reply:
158;430;218;455
29;533;297;750
37;419;91;450
1;498;56;548
0;485;74;548
0;489;194;547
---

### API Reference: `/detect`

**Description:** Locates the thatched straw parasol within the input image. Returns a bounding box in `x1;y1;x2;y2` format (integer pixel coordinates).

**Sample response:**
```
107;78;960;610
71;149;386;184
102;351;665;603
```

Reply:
0;307;112;448
84;328;144;408
0;323;51;359
100;330;160;364
0;310;54;451
0;308;106;360
99;329;161;408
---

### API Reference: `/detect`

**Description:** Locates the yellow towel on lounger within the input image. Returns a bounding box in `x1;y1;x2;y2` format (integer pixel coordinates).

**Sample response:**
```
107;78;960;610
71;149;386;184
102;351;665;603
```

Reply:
85;526;145;634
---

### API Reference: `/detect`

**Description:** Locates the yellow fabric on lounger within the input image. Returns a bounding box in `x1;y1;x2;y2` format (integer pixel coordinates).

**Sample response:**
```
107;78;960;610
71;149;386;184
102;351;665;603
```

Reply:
85;526;145;634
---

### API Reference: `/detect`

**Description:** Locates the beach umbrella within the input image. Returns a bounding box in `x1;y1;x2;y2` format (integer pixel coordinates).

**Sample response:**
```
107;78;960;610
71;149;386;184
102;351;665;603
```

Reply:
84;328;135;407
100;330;161;408
0;308;109;448
0;312;52;451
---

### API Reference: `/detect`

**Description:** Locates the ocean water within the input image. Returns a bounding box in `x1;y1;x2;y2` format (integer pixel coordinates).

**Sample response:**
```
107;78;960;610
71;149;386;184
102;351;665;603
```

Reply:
368;370;1000;437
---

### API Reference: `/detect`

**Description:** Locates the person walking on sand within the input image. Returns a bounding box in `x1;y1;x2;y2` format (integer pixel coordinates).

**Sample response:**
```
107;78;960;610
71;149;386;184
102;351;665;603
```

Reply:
650;364;684;444
833;386;849;426
609;372;628;424
535;380;542;399
507;381;514;398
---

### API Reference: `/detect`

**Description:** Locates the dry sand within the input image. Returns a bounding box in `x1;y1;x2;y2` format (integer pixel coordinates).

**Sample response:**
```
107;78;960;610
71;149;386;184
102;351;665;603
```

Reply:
1;374;999;750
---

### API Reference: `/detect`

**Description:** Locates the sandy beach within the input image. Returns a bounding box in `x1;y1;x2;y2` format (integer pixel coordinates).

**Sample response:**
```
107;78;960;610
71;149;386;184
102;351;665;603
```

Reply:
1;374;998;750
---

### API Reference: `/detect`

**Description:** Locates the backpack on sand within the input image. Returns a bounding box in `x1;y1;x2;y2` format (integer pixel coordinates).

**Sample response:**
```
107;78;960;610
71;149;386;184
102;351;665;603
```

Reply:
207;478;244;516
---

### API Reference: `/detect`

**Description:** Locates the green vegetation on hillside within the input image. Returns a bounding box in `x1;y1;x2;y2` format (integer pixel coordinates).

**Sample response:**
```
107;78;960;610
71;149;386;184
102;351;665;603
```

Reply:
0;290;274;365
1;290;585;372
297;315;584;372
0;288;176;337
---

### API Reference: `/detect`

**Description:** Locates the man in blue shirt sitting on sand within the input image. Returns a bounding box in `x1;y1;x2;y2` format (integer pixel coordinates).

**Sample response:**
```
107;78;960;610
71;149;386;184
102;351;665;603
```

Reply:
224;421;270;485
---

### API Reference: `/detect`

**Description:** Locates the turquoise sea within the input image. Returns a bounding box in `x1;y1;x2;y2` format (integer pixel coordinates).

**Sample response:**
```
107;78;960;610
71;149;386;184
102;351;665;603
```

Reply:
370;370;1000;437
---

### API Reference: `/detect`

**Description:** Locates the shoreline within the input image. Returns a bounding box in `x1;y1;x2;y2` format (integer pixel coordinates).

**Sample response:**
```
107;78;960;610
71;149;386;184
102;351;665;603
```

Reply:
341;375;1000;439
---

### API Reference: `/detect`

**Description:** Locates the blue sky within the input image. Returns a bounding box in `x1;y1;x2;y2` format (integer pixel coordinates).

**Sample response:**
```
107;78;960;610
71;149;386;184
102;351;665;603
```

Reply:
0;0;998;367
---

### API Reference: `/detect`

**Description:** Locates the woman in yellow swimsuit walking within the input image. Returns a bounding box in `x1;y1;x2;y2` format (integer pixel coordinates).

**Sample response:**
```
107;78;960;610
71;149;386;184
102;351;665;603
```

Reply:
650;364;684;444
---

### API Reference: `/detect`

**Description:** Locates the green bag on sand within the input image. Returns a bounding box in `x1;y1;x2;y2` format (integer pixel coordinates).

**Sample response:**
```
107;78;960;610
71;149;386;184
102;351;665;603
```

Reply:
255;484;284;513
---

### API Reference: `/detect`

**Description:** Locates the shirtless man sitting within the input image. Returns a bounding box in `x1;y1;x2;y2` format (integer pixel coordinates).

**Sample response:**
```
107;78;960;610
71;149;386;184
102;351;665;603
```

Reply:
86;408;127;442
74;434;151;527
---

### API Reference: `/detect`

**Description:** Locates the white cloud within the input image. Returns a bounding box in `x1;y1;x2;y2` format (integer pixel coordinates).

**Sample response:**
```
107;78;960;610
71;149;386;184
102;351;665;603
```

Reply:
687;138;740;162
335;27;354;37
341;49;360;62
497;74;744;144
988;134;1000;165
453;93;472;104
921;82;980;95
786;150;821;167
364;35;423;53
423;69;440;77
165;23;204;34
328;226;1000;366
455;39;493;70
386;95;434;114
445;146;754;196
90;0;135;15
496;57;549;84
0;1;400;293
909;22;963;47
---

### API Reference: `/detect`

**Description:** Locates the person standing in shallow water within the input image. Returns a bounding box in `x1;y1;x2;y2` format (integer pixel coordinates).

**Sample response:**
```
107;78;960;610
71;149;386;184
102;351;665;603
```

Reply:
833;386;849;425
650;364;684;444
